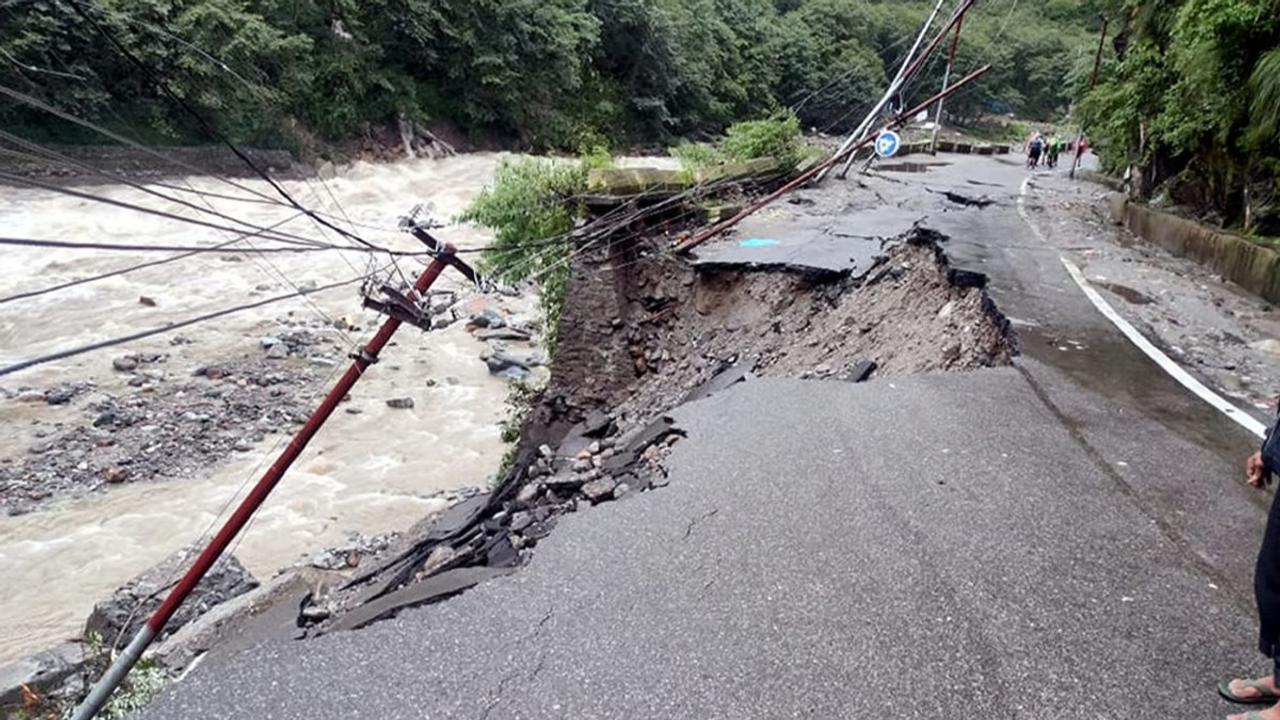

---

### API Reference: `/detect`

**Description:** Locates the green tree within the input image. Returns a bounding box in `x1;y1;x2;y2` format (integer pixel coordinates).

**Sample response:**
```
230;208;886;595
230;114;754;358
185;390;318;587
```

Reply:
1078;0;1280;230
773;1;886;132
461;157;587;352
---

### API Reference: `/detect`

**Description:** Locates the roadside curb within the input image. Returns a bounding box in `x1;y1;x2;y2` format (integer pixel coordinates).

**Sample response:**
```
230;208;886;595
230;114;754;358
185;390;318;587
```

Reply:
845;141;1013;163
1108;197;1280;305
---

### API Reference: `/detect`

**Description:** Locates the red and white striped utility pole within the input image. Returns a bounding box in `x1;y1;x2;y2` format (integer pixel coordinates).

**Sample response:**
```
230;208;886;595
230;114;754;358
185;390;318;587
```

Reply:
70;245;458;720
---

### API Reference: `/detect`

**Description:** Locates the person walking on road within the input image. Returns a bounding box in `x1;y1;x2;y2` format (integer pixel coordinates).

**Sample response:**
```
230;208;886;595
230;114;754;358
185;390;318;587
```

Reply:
1071;135;1090;173
1046;135;1063;169
1220;422;1280;720
1026;131;1045;169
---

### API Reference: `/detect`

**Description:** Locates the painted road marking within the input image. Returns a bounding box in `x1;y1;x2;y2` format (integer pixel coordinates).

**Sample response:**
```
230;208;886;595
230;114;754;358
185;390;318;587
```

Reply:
1017;176;1267;439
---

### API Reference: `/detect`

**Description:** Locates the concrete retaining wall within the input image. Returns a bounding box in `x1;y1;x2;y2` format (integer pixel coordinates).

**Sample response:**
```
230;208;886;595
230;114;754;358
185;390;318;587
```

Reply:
1110;197;1280;304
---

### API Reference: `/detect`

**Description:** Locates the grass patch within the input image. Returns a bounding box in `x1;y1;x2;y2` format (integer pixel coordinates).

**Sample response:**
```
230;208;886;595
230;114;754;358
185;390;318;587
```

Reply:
670;112;803;178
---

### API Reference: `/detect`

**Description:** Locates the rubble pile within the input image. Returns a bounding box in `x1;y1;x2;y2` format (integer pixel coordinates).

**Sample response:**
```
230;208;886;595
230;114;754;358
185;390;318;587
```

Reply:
458;295;546;382
300;407;686;632
0;320;350;515
0;546;258;713
540;225;1012;443
297;221;1014;633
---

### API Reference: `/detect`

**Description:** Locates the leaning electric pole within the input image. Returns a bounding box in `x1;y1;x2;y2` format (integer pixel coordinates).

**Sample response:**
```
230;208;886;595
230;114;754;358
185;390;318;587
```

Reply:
813;0;954;183
70;223;465;720
1069;16;1108;180
929;12;965;154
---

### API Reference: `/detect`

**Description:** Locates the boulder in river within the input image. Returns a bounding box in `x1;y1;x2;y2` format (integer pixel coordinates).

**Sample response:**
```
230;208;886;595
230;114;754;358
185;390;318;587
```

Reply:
468;309;506;330
481;346;546;382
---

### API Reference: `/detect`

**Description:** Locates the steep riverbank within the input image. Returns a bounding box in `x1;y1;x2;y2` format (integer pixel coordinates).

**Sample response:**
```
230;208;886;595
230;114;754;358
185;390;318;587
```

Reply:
0;154;527;664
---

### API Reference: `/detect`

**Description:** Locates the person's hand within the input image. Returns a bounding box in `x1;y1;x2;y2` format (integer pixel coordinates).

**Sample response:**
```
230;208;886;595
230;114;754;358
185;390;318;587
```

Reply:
1247;451;1267;488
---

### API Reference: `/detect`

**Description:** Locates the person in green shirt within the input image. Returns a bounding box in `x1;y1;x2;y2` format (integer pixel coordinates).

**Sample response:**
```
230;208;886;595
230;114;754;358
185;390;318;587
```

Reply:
1046;135;1063;169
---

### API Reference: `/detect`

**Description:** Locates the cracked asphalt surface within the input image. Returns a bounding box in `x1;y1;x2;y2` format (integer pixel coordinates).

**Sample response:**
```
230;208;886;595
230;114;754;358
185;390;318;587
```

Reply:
143;154;1273;719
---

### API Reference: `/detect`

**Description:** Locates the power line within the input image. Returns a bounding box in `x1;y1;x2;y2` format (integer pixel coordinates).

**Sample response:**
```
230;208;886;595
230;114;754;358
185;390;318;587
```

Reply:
0;234;389;253
0;269;382;378
0;142;337;249
0;173;448;256
0;46;87;80
0;84;288;207
4;43;373;346
62;0;264;94
67;3;404;270
0;214;305;305
980;0;1021;55
0;51;366;348
15;2;402;241
0;233;325;256
0;169;330;248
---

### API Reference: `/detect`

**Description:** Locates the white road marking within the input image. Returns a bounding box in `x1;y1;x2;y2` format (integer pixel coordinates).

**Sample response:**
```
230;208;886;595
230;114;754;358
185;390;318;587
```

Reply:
1017;176;1267;439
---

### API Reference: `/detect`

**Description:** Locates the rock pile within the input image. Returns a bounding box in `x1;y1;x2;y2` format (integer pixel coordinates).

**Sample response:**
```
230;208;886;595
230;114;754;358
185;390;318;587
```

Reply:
0;350;320;515
257;328;330;361
85;547;259;649
458;294;545;382
307;532;398;572
0;547;257;714
481;345;546;382
5;381;95;406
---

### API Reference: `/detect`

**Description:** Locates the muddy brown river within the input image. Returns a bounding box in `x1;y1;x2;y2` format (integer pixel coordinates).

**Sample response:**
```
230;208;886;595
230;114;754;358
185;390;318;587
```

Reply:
0;153;531;663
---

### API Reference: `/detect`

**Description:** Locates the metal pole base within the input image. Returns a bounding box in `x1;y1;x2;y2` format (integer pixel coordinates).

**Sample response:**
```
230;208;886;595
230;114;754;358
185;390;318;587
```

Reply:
71;626;156;720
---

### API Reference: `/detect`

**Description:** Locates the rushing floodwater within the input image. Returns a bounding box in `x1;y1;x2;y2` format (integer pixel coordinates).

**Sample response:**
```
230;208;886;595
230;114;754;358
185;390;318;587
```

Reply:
0;153;525;663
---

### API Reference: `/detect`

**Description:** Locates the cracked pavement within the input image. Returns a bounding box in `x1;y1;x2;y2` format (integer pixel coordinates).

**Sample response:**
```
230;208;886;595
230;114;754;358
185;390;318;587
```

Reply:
142;154;1275;719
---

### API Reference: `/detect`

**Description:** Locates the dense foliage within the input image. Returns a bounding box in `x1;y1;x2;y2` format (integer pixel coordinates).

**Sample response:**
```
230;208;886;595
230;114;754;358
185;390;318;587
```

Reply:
460;157;587;354
1077;0;1280;232
2;0;1103;150
671;111;805;174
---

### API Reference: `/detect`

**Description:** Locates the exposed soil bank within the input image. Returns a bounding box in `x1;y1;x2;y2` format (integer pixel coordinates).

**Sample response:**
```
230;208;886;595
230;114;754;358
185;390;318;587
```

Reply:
528;227;1013;451
304;215;1015;638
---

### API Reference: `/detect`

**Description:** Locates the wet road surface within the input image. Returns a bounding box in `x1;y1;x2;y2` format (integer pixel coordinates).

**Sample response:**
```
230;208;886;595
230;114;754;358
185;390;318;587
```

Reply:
142;154;1272;719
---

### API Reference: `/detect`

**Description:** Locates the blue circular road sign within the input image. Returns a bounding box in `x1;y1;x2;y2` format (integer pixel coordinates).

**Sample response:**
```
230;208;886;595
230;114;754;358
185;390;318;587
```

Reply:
875;130;901;158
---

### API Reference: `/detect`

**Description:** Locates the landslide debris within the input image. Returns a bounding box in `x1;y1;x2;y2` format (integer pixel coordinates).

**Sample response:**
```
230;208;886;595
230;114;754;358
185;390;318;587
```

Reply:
310;216;1013;632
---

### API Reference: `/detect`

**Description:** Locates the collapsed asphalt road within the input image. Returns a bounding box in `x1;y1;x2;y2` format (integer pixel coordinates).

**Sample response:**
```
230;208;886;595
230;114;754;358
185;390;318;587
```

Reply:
141;154;1271;719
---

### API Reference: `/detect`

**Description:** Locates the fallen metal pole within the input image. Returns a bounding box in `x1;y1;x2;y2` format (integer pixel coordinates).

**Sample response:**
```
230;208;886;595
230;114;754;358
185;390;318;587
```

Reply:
677;64;990;254
930;13;965;154
70;247;457;720
815;0;952;184
837;0;975;179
